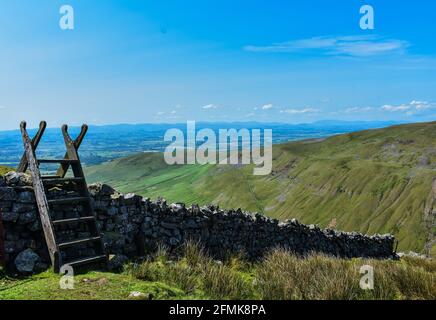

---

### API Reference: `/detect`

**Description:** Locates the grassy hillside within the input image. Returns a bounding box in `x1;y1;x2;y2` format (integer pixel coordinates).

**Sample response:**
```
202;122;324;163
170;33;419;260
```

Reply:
86;122;436;255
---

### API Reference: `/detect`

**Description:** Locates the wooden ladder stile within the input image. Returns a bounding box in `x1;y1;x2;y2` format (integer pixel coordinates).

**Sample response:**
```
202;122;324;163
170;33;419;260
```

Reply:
17;121;107;272
59;124;107;262
18;121;59;269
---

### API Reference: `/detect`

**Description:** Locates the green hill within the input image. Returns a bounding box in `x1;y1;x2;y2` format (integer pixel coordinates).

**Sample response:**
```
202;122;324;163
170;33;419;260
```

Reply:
86;122;436;255
0;166;13;176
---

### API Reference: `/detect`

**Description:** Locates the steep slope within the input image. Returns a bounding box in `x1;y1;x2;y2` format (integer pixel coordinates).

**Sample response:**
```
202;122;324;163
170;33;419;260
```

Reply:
86;122;436;255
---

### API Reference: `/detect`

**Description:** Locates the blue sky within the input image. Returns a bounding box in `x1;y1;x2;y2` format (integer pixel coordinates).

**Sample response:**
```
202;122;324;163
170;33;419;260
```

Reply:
0;0;435;130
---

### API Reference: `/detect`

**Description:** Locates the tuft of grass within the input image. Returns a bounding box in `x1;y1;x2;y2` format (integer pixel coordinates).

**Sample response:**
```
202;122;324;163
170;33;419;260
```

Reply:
372;259;435;300
255;250;359;300
126;242;255;299
256;249;436;300
399;256;436;273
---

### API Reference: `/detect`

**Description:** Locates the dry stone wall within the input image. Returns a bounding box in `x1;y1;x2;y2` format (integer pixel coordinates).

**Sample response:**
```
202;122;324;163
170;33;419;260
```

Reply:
0;172;396;274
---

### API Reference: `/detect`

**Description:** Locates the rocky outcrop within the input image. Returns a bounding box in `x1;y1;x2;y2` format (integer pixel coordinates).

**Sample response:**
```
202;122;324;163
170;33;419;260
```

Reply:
0;172;396;273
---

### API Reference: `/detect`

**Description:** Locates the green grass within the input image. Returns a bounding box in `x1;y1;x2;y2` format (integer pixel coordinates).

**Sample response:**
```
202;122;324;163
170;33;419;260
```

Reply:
2;244;435;300
124;244;257;300
86;122;436;256
0;166;13;176
0;267;188;300
256;250;435;300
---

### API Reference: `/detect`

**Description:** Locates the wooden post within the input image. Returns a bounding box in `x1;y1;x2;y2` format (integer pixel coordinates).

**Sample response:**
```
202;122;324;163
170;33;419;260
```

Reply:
56;124;88;177
17;121;47;173
19;121;59;269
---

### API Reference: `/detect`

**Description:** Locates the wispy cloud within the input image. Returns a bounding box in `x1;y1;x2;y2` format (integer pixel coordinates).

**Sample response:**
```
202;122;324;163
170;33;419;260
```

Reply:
381;104;411;112
345;106;373;113
0;106;6;110
381;100;436;115
202;104;219;110
410;100;435;110
244;35;409;57
280;107;319;114
155;110;177;116
262;104;273;110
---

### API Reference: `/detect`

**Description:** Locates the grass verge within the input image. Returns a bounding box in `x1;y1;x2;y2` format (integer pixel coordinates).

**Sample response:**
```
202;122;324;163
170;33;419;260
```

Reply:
1;244;435;300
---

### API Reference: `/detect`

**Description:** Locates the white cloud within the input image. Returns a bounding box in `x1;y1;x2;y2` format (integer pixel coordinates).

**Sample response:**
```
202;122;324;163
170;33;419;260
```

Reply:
345;106;373;113
381;104;411;112
381;100;436;115
262;104;273;110
280;107;319;114
202;104;219;110
410;100;432;110
0;106;6;110
244;35;409;57
155;110;179;119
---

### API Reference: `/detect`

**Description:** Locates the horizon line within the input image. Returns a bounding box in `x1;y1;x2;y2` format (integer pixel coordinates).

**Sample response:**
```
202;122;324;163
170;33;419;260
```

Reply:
0;119;416;133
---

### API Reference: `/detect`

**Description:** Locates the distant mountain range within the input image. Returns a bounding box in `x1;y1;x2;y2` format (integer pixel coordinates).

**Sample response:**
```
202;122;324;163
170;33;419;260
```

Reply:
0;120;403;168
86;121;436;256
